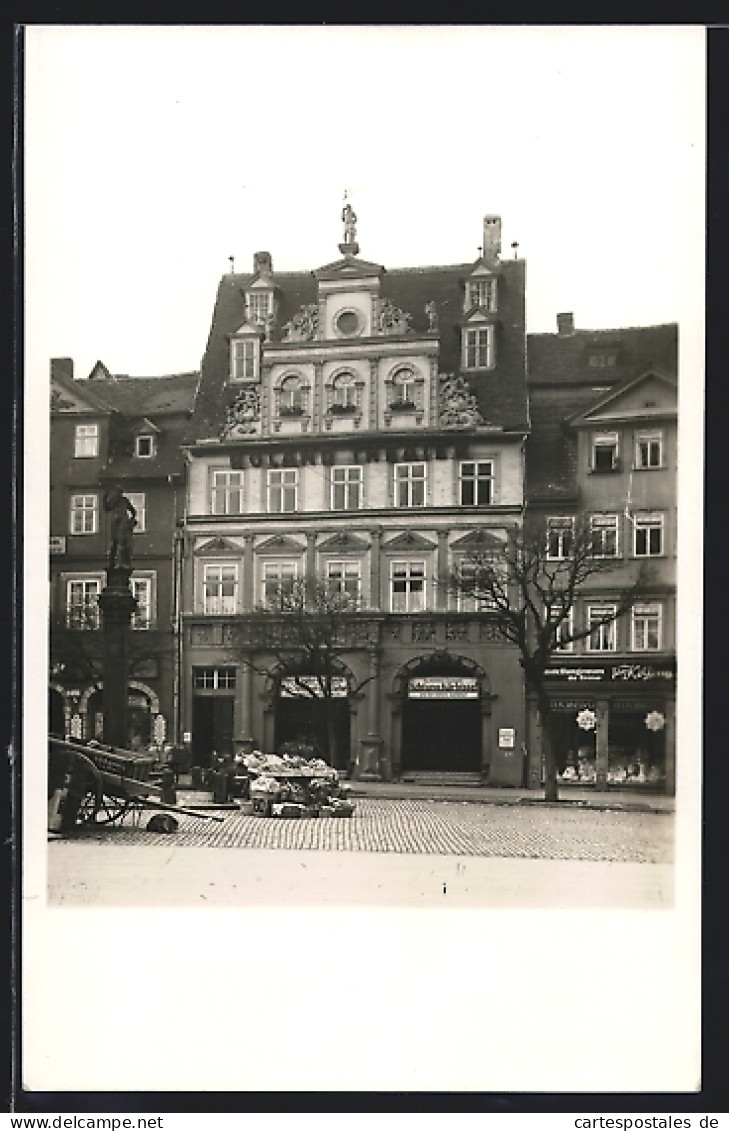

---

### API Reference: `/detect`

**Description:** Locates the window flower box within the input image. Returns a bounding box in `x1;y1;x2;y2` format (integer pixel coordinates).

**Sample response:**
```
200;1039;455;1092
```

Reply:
389;400;417;412
279;405;304;417
328;403;357;415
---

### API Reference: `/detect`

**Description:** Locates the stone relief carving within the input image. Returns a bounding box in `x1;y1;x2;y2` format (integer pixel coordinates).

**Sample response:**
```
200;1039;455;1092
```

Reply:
439;374;484;429
222;386;261;438
413;622;437;643
377;298;412;335
283;304;319;342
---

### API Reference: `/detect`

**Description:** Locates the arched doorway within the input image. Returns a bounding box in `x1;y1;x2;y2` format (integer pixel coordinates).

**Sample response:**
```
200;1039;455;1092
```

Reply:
82;682;158;749
271;665;352;772
396;653;487;775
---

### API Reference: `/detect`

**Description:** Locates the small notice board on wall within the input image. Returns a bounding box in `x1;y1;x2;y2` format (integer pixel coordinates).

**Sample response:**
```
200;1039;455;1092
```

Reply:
498;728;515;749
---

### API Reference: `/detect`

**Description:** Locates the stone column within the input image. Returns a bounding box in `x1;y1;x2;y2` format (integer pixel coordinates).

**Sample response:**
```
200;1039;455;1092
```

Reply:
369;359;379;430
235;659;255;753
313;362;324;430
436;529;449;611
98;566;137;749
306;531;317;584
369;526;382;610
243;534;255;611
358;647;384;780
595;699;610;790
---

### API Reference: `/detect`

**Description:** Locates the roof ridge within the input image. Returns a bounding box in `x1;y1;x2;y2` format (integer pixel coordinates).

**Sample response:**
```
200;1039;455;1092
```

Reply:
528;321;678;338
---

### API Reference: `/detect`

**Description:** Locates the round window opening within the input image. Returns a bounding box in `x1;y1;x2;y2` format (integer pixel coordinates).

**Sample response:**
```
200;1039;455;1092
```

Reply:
335;310;361;337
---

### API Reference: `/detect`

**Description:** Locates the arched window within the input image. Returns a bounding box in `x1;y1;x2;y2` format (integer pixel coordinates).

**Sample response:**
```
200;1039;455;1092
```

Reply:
279;375;304;414
391;368;418;408
331;371;357;410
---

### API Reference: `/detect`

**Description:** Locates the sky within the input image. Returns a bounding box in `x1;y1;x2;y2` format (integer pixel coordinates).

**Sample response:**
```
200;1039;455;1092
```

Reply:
24;25;705;382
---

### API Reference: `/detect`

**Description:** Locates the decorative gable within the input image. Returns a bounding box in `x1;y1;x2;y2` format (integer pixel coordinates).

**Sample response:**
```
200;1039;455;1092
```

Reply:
231;318;265;338
314;257;385;283
382;531;437;552
450;529;507;553
317;532;370;553
569;372;678;427
194;536;243;555
256;534;306;555
131;417;161;435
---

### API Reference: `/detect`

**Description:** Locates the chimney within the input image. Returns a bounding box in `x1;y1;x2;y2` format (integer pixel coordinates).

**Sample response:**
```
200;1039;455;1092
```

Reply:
556;312;575;336
482;215;502;262
50;357;74;382
253;251;273;277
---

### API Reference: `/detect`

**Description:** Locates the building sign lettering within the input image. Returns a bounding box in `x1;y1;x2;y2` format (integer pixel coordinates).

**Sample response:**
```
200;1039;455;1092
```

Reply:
408;676;480;699
545;663;675;684
280;676;348;698
610;664;674;682
544;666;607;683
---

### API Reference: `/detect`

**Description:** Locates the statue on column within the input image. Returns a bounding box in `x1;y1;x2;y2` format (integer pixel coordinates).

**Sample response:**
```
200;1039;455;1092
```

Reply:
342;202;357;245
103;484;137;569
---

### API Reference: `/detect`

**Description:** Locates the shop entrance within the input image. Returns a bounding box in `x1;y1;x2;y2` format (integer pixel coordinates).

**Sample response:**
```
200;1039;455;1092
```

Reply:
608;706;666;786
274;695;351;771
401;696;481;773
85;687;154;749
192;696;235;767
550;703;597;784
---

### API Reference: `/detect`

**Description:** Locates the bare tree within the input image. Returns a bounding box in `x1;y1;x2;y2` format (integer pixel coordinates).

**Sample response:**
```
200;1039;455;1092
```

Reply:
449;517;651;800
232;577;376;771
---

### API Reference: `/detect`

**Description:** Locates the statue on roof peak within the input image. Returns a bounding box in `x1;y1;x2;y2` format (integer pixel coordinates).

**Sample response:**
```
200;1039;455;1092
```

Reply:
342;202;357;246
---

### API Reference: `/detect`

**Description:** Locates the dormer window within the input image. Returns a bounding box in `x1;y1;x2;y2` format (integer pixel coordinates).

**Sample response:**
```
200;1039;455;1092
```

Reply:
231;337;259;382
466;278;497;312
588;352;618;369
462;325;495;369
247;292;272;325
135;434;155;458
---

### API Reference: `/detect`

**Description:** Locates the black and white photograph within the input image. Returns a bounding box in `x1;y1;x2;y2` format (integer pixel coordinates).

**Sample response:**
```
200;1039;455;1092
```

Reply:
22;25;704;1097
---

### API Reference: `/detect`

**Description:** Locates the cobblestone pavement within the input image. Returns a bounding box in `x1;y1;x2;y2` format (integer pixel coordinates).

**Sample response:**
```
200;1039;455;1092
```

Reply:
53;798;673;863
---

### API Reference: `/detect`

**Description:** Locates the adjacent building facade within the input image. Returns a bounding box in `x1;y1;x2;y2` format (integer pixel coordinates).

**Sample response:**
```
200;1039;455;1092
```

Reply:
46;216;679;795
526;316;678;792
178;214;531;783
49;359;199;748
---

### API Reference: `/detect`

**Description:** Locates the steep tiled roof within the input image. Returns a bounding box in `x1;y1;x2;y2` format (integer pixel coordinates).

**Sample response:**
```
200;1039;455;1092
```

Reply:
528;322;678;386
526;388;591;502
186;256;528;444
525;323;678;503
78;371;200;415
71;372;200;480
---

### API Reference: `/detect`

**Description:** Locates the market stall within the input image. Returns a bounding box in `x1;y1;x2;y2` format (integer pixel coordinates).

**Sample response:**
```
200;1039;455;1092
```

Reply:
243;751;355;818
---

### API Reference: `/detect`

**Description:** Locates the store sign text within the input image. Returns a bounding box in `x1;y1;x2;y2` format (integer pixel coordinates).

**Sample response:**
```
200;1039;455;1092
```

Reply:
408;676;479;699
280;676;348;698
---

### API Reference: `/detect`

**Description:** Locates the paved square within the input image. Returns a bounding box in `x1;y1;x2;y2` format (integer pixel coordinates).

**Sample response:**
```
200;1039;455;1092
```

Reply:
51;797;674;863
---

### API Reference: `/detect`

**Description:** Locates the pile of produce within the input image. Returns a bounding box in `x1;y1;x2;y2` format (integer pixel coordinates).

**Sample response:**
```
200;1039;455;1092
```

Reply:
243;750;355;819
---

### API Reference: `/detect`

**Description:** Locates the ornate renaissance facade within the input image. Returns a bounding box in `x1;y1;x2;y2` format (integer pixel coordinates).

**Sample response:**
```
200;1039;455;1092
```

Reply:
179;213;531;782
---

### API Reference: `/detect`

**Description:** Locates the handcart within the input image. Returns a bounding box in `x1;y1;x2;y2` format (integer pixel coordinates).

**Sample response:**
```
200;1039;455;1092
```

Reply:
48;735;223;833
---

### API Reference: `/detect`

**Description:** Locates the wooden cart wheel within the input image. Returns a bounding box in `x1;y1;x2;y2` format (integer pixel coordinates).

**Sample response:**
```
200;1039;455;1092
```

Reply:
67;752;129;827
77;788;131;826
